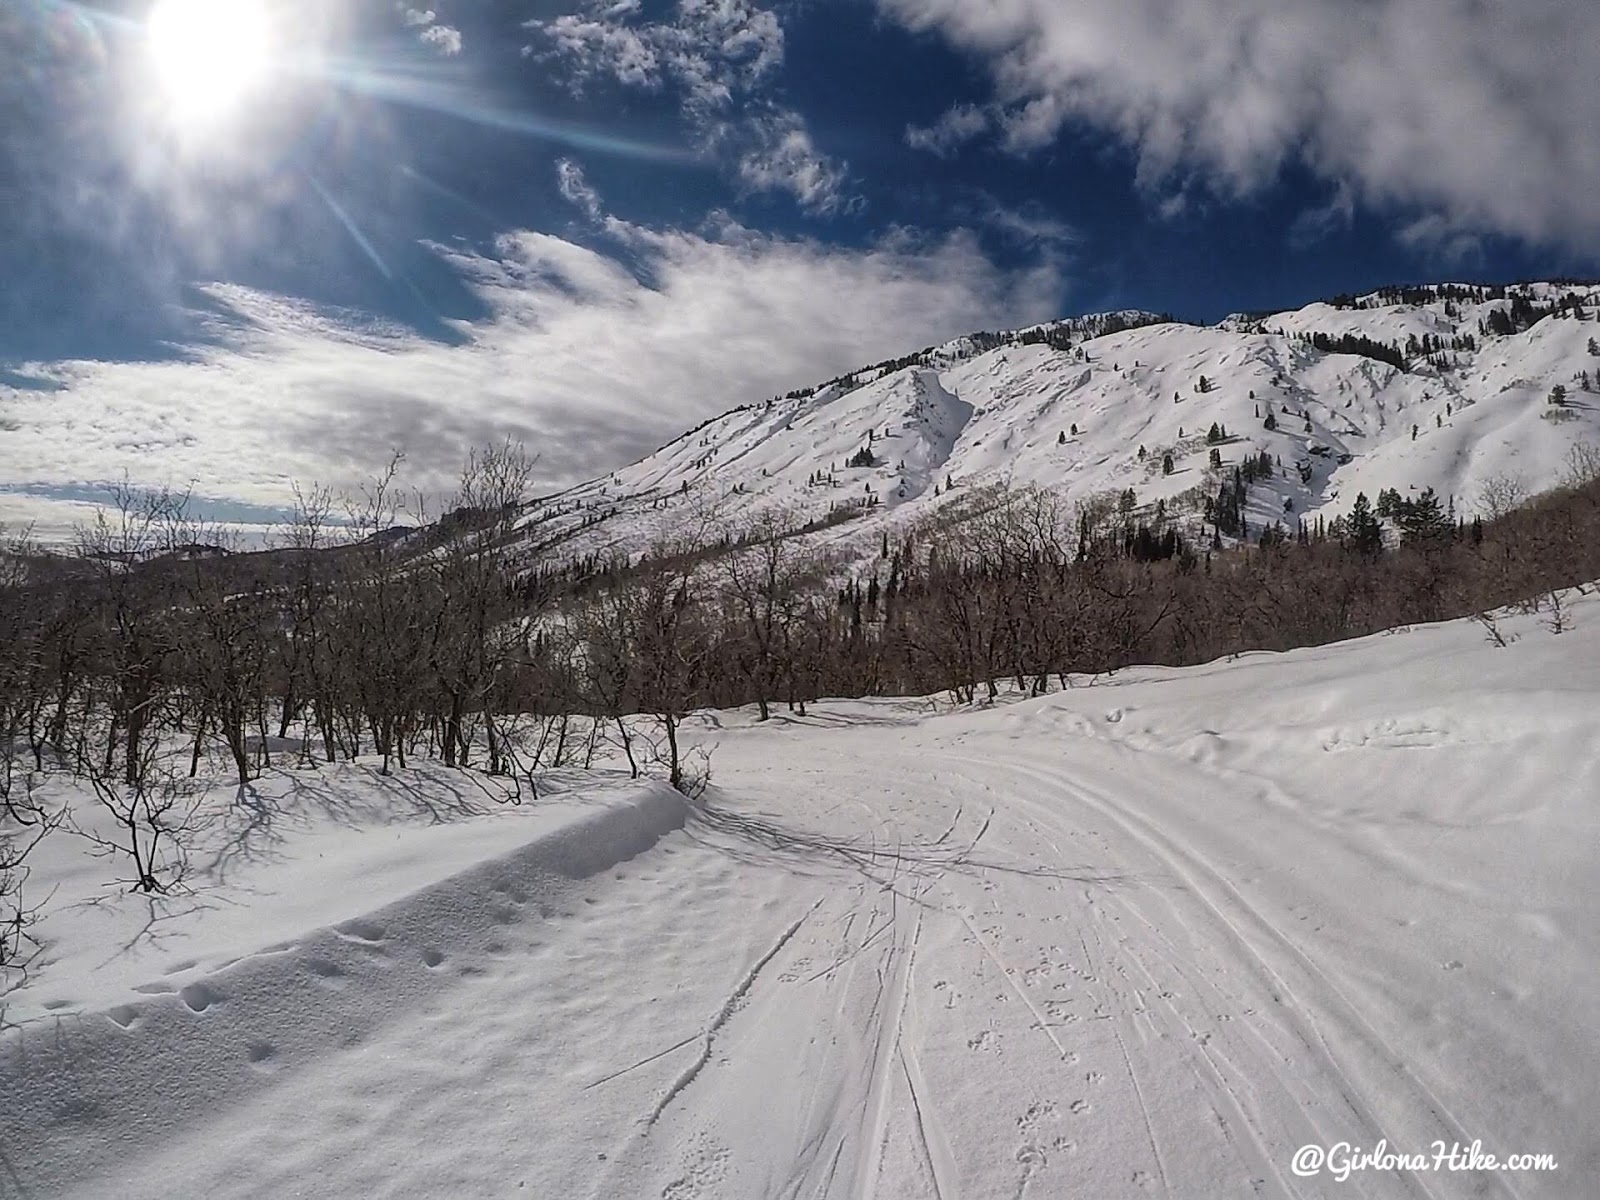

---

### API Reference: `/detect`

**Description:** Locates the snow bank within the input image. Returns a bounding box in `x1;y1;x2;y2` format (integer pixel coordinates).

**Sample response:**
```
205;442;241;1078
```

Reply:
0;774;687;1196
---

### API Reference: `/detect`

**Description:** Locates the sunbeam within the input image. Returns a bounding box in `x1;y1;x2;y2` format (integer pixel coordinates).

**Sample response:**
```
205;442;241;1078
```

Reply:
324;60;695;165
305;172;392;281
399;165;508;230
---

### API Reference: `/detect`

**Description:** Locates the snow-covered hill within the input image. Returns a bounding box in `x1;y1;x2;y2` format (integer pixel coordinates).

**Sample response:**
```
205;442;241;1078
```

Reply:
8;593;1600;1196
516;282;1600;564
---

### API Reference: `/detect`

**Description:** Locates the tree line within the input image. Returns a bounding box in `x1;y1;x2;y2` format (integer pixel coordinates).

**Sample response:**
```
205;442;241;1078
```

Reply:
4;441;1600;969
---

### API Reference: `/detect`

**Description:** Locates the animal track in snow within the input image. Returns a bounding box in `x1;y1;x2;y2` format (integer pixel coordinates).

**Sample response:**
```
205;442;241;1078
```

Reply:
1016;1145;1047;1169
1016;1100;1057;1131
106;1005;139;1029
305;958;346;986
661;1134;730;1199
179;983;224;1013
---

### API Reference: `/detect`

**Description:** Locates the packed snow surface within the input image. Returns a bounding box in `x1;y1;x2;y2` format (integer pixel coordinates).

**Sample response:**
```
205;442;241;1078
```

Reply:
5;595;1600;1198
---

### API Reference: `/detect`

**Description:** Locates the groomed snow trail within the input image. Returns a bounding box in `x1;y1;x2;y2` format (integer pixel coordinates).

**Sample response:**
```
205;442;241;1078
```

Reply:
7;601;1597;1198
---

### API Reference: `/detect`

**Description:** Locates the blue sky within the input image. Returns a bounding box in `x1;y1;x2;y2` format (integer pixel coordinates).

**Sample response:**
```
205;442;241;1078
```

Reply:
2;0;1598;534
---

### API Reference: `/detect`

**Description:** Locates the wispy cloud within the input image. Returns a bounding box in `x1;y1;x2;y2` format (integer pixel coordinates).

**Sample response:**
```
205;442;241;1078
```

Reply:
1395;213;1486;270
906;104;991;158
1287;182;1355;250
529;0;782;110
976;196;1077;251
527;0;851;213
0;219;1062;537
876;0;1600;251
734;112;854;215
556;159;604;221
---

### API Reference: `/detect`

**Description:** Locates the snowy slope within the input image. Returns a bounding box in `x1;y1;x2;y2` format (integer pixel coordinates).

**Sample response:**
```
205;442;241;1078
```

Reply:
5;592;1598;1197
513;283;1600;565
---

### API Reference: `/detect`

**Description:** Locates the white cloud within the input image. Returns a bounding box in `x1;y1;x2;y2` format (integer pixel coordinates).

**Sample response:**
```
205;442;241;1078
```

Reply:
419;24;463;55
1395;213;1486;269
905;104;991;157
735;113;852;215
398;3;461;55
875;0;1600;251
0;222;1062;538
556;159;604;221
528;0;852;212
530;0;782;110
1287;182;1355;249
977;198;1077;251
534;15;662;88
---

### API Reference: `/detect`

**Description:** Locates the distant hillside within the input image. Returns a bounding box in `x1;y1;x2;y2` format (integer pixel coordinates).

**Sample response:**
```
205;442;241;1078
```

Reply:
509;281;1600;567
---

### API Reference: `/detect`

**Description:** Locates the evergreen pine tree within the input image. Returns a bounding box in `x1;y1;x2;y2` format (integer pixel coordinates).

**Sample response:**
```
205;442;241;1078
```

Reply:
1348;492;1383;556
1396;487;1452;545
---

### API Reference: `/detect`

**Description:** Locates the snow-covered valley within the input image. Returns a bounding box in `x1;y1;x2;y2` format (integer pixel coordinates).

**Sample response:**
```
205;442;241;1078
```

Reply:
5;594;1596;1199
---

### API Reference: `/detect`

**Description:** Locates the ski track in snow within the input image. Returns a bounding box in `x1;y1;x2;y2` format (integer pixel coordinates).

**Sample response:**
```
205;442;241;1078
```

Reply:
5;599;1600;1197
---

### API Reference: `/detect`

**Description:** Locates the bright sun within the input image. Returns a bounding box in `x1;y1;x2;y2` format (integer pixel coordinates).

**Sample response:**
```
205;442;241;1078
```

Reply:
146;0;276;124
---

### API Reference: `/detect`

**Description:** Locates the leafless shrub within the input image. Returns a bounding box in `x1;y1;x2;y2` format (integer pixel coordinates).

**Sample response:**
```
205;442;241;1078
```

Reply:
1542;588;1572;635
1;752;59;976
1473;611;1516;648
1477;473;1528;521
75;739;200;895
1565;442;1600;490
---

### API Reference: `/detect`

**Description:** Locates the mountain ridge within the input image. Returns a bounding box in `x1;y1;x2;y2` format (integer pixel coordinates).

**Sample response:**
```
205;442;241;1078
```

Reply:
512;280;1600;567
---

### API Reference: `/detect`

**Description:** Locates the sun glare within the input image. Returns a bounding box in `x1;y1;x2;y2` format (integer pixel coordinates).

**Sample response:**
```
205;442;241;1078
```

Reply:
146;0;275;124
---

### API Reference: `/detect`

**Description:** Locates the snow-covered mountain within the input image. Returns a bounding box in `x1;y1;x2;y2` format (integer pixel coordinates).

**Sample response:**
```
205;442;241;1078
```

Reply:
516;282;1600;564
